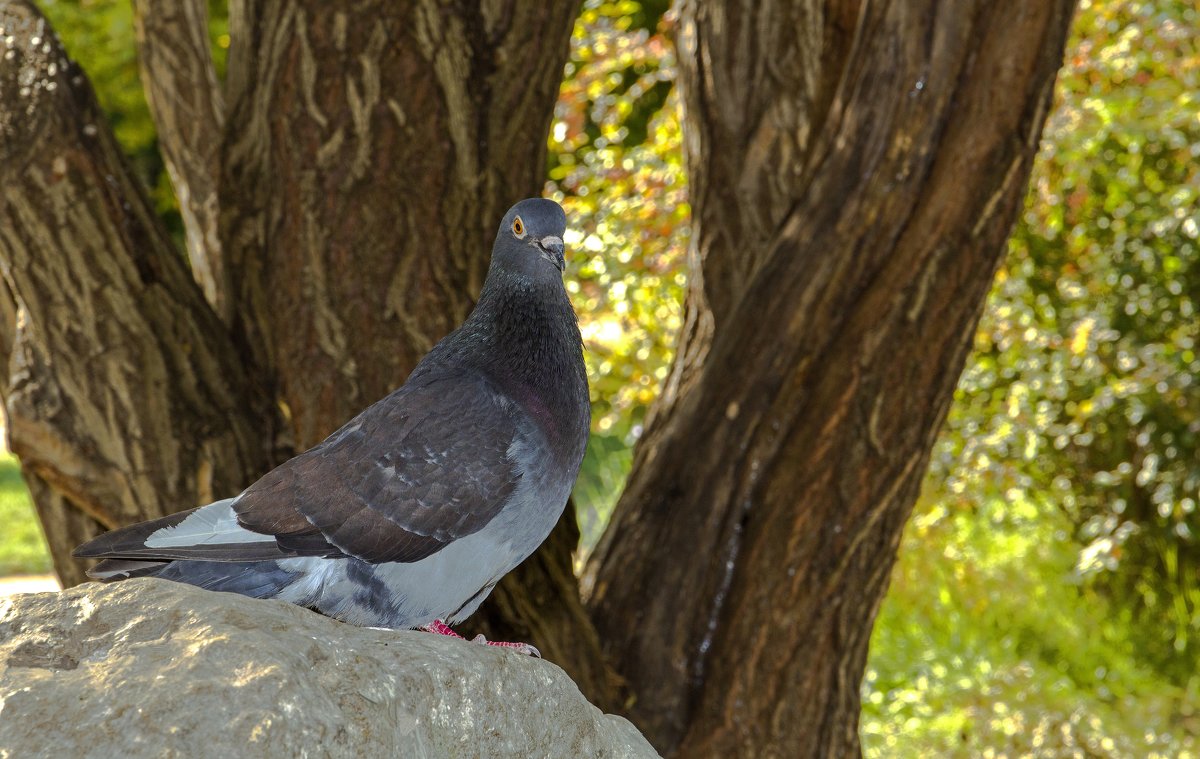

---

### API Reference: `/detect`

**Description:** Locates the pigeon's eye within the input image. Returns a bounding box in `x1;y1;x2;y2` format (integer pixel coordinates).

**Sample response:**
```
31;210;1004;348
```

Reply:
512;217;525;238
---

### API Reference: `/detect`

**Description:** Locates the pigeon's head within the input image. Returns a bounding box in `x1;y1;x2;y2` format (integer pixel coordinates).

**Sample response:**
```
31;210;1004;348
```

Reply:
491;198;568;282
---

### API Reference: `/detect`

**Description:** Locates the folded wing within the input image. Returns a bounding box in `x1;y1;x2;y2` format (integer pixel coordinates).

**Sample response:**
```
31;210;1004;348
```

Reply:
75;370;523;566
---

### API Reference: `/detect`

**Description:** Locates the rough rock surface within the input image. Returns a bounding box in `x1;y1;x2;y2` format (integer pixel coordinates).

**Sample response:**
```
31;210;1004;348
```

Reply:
0;579;656;758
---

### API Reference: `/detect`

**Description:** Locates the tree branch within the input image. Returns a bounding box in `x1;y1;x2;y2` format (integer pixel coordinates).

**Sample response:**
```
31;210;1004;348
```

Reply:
132;0;229;320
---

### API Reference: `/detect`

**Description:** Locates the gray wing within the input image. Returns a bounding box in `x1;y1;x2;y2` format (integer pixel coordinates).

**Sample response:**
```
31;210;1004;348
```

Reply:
233;369;523;564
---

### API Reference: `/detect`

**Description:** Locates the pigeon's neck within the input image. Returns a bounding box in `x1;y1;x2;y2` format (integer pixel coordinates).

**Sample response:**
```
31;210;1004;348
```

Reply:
460;271;587;395
413;268;589;459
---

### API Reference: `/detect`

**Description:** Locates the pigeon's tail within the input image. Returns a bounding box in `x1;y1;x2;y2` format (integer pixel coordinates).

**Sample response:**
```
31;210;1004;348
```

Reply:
72;496;306;600
87;556;301;600
150;559;302;599
88;558;170;581
73;497;289;564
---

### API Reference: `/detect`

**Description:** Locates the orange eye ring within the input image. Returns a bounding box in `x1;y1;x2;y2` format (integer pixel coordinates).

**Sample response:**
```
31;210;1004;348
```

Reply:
512;217;525;237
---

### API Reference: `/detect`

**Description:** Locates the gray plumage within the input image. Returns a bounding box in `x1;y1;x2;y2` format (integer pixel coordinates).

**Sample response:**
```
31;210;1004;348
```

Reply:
75;198;590;630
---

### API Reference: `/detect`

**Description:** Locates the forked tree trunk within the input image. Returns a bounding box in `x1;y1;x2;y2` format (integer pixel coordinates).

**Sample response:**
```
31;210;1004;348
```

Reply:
585;1;1076;755
0;0;617;704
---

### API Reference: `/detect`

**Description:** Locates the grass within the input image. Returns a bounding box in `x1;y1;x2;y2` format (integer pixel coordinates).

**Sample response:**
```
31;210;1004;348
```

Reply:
862;494;1200;757
0;452;52;576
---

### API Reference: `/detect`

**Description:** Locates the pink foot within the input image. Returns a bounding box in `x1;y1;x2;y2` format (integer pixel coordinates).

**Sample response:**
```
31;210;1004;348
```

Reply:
419;618;541;657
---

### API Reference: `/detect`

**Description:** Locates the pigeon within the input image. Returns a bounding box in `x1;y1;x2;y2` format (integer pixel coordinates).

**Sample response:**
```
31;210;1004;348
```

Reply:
74;198;590;656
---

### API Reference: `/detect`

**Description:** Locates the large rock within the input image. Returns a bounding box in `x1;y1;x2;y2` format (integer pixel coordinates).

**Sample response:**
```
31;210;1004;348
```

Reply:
0;579;656;758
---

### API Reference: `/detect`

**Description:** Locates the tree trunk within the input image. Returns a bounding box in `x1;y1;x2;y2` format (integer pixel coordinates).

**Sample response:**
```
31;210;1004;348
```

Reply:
0;280;95;586
585;1;1077;755
0;1;278;586
216;0;614;704
220;0;578;450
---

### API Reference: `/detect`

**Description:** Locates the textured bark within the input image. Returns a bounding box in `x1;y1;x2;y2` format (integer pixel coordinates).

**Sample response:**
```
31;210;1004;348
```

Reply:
22;475;95;586
649;0;862;418
586;1;1077;755
0;283;85;586
0;1;276;581
132;0;229;320
221;0;578;449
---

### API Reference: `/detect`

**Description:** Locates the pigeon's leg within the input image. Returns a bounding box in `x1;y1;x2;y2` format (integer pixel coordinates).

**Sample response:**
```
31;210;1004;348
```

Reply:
421;618;465;639
420;618;540;657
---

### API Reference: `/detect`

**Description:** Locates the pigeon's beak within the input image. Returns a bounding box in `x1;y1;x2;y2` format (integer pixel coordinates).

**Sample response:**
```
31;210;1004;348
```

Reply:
537;236;565;272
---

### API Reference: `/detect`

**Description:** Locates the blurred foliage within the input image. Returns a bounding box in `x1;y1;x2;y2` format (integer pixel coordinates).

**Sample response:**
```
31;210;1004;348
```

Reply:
863;0;1200;754
11;0;1200;754
919;0;1200;677
547;0;688;551
863;494;1199;757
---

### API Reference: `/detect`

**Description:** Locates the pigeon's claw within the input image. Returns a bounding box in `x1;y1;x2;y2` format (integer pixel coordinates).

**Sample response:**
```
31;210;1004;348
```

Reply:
420;619;540;656
471;634;541;658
